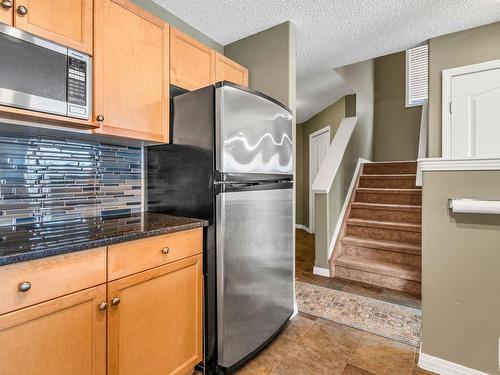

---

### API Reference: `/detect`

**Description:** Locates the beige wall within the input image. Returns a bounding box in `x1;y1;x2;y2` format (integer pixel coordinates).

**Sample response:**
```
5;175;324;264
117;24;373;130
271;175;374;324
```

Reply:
421;170;500;374
428;21;500;157
298;97;346;226
374;52;421;161
225;22;297;109
131;0;223;53
313;60;375;269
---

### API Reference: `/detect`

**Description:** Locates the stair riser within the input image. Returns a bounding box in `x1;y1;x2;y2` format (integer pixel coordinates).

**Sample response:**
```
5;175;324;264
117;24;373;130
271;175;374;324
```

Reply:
341;244;421;267
363;163;417;175
359;177;418;189
334;266;421;295
355;192;422;205
350;208;421;224
347;225;421;244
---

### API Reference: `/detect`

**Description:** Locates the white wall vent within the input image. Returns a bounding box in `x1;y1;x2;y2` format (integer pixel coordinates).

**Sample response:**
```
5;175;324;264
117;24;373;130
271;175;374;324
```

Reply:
406;44;429;107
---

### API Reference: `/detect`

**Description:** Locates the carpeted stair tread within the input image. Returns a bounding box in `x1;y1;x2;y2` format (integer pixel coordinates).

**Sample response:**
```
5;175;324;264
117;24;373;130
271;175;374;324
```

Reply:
341;235;421;255
335;255;421;282
360;174;417;179
362;161;417;175
356;188;421;194
347;218;421;232
351;202;421;212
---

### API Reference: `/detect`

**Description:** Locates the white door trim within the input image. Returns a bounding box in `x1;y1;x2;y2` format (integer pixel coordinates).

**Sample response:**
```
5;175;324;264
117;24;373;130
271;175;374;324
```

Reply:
442;59;500;158
309;125;330;233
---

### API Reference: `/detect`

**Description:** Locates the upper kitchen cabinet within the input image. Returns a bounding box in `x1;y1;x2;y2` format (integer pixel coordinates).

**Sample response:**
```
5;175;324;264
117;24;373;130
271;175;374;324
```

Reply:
170;27;216;91
215;53;249;87
93;0;169;143
12;0;93;54
0;0;13;26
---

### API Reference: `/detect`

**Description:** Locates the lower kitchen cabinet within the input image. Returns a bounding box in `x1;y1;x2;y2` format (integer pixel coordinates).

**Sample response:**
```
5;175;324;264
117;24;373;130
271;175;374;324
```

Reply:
0;285;107;375
107;254;203;375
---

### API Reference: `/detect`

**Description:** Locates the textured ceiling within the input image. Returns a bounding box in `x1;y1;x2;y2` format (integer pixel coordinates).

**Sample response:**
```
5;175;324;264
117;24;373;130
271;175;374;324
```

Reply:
153;0;500;122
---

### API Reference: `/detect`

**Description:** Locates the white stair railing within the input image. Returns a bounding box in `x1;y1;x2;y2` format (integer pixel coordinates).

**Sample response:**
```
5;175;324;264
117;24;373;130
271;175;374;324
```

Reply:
416;100;428;186
311;117;357;193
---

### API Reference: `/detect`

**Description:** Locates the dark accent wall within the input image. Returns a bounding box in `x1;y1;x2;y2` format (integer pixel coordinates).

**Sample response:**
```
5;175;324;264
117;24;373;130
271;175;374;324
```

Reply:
374;51;422;162
0;134;142;227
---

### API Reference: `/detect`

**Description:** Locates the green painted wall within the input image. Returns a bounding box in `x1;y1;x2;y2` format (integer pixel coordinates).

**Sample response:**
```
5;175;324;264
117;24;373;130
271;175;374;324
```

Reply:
374;52;421;161
428;21;500;157
422;170;500;373
297;97;346;227
225;22;296;108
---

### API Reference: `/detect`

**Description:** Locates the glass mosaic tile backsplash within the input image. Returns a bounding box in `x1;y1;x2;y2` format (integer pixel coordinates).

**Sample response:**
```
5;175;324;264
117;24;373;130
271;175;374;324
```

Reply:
0;133;142;227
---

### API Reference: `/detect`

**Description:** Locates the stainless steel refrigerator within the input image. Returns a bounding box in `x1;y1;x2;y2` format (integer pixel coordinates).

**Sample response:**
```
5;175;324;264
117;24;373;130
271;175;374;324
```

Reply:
147;82;294;374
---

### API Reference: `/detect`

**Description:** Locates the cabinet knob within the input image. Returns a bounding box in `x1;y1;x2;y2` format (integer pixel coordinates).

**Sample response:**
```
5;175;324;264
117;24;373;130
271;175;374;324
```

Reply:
16;5;27;15
18;281;31;292
1;0;13;9
111;297;121;306
161;247;170;255
96;114;105;122
98;302;108;311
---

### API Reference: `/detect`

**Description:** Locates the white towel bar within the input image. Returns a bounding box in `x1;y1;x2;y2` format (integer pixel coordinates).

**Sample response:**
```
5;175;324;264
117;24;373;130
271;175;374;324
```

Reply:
448;198;500;214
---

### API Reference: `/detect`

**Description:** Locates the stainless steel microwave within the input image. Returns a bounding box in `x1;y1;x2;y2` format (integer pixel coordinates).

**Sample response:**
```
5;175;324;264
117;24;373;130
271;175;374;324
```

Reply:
0;23;91;120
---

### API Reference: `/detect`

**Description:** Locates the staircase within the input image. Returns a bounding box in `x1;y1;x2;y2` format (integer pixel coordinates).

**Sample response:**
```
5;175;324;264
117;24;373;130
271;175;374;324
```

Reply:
331;161;422;295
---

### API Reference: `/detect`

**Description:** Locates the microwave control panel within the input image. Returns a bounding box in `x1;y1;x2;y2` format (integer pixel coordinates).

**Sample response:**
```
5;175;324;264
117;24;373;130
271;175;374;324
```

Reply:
66;49;91;120
67;57;87;106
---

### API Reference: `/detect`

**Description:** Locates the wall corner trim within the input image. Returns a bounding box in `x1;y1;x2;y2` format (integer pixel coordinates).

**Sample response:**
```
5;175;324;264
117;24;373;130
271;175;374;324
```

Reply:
418;350;489;375
327;158;371;259
296;224;312;233
312;266;330;277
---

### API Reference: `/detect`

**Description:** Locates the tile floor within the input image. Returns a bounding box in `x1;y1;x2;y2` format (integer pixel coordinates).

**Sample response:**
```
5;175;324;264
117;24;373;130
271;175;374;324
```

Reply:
233;229;431;374
235;313;434;375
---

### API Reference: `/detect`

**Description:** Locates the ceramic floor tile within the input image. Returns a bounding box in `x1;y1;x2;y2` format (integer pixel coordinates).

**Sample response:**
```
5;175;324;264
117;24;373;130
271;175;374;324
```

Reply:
342;364;376;374
300;318;362;358
279;314;316;341
274;336;349;375
348;332;416;375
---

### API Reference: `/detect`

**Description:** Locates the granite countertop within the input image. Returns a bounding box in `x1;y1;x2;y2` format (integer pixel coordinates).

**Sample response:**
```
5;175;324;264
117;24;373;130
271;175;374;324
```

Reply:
0;212;208;266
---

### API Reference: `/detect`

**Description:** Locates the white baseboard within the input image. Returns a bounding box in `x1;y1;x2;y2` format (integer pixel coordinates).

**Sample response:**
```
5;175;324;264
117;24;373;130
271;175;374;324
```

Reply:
296;224;312;233
327;158;371;260
313;266;330;277
418;350;489;375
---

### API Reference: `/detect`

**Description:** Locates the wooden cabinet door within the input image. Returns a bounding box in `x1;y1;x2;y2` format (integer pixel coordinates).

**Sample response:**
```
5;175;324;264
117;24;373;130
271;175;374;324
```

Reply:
108;255;203;375
13;0;93;54
0;0;13;26
94;0;169;143
215;53;249;87
170;27;216;91
0;285;106;375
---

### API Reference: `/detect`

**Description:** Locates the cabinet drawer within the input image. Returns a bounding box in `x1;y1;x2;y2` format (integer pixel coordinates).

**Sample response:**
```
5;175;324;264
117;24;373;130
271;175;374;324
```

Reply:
0;247;106;316
108;228;203;280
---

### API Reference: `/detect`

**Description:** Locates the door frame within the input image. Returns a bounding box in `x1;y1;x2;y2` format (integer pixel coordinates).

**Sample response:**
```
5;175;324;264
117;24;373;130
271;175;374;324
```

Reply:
442;59;500;158
309;126;330;233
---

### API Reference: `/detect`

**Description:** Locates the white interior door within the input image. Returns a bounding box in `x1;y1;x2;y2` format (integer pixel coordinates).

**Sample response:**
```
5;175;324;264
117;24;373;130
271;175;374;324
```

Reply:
447;66;500;158
309;127;330;233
